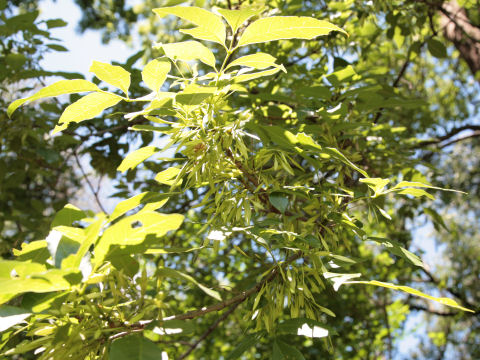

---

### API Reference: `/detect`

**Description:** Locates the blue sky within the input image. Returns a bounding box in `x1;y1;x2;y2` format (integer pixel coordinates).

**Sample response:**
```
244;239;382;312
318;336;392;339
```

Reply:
38;0;138;77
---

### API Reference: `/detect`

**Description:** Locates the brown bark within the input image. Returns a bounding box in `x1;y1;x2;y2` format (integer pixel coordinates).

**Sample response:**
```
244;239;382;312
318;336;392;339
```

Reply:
440;0;480;77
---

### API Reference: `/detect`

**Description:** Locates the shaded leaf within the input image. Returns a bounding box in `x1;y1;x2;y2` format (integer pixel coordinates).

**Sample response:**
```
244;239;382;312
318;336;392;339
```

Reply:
0;306;31;332
109;334;163;360
157;267;221;300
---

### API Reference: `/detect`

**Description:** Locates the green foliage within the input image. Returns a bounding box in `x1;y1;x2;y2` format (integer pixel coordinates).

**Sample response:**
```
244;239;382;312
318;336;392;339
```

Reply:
2;1;478;359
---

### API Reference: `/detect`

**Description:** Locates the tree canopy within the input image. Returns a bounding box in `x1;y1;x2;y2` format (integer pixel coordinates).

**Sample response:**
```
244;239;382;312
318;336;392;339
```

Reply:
1;1;479;359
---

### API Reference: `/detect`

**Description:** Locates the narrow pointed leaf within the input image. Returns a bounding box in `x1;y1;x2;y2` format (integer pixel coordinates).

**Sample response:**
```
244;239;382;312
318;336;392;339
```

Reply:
226;52;279;70
117;146;158;173
347;280;474;312
7;79;99;117
142;58;171;93
238;16;346;47
217;6;263;34
89;60;131;95
155;167;181;185
157;267;221;300
234;66;285;83
153;6;226;46
160;41;216;68
111;192;168;221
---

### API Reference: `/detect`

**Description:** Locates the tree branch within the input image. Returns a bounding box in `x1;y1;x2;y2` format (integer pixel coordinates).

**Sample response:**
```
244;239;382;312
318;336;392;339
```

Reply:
415;125;480;148
163;251;302;322
177;301;241;360
73;151;106;213
409;304;458;316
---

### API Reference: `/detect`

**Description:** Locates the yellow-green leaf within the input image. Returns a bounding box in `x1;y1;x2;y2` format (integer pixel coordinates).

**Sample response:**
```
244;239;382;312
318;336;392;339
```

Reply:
160;41;216;68
157;267;222;300
217;6;263;34
110;192;168;221
348;280;474;313
89;60;131;95
226;52;280;70
142;58;171;93
153;6;226;46
234;66;285;83
238;16;347;47
117;146;158;173
155;167;181;186
7;79;99;117
54;92;122;134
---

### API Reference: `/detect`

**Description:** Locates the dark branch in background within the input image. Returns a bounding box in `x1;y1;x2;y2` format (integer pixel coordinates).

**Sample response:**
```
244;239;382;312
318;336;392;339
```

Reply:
420;266;477;311
73;151;106;213
415;125;480;148
409;304;457;317
177;301;241;360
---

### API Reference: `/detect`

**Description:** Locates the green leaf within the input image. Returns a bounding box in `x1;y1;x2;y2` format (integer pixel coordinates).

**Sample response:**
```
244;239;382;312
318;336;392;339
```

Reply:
7;79;99;117
89;61;131;95
397;188;435;200
234;66;285;83
225;334;258;360
237;16;346;47
46;18;68;28
155;167;181;186
0;268;81;295
117;146;158;173
153;6;226;46
0;306;31;332
176;84;216;106
360;178;390;195
54;92;123;134
73;215;105;268
347;280;474;312
94;212;184;264
13;241;50;263
157;267;222;300
46;230;81;268
273;340;305;360
110;254;139;277
160;40;216;68
269;192;289;213
111;192;169;221
217;6;263;34
427;38;447;58
226;52;280;70
51;204;86;227
326;65;357;87
142;58;171;93
109;334;163;360
321;147;368;177
367;237;424;267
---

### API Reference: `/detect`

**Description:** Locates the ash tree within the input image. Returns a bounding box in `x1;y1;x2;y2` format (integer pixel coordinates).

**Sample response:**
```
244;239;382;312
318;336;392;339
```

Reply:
1;2;477;360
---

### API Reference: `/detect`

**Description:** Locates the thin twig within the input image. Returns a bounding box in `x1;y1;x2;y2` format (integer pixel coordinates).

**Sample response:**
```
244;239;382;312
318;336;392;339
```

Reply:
73;151;106;213
177;301;241;360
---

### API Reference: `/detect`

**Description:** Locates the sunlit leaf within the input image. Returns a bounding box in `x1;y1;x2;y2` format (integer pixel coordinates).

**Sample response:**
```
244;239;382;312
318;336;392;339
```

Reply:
226;53;280;70
54;92;123;133
238;16;346;47
8;79;99;117
153;6;226;46
117;146;159;173
142;58;171;93
155;167;181;186
160;40;216;68
89;60;131;95
217;6;263;34
346;280;474;312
